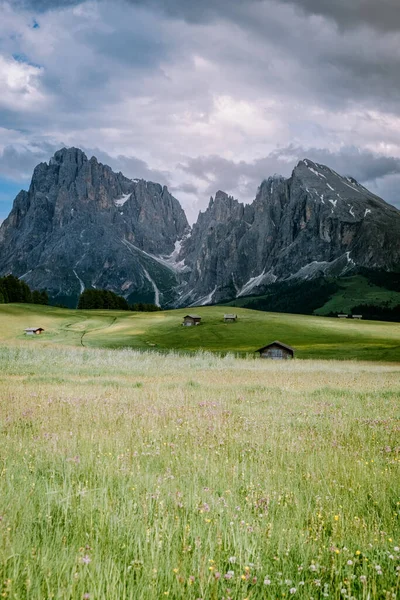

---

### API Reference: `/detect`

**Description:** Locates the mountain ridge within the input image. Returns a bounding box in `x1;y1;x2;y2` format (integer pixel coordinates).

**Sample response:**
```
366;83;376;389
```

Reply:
0;147;399;308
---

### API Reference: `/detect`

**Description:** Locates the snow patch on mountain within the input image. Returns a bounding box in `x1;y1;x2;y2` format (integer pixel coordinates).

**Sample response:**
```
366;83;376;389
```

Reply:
142;267;160;306
159;236;191;272
237;270;267;297
115;193;131;207
122;238;188;273
73;270;85;294
189;286;217;307
308;166;326;179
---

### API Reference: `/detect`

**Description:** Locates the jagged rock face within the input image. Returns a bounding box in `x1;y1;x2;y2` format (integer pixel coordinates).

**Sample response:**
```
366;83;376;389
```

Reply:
0;150;399;308
0;148;189;306
179;160;400;305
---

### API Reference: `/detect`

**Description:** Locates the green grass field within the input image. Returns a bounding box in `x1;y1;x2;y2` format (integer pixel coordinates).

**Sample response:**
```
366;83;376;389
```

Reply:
1;303;400;361
0;345;399;599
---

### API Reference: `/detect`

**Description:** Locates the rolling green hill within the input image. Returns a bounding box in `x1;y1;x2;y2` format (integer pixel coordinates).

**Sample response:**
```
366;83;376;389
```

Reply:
315;275;400;315
225;275;400;318
1;303;399;361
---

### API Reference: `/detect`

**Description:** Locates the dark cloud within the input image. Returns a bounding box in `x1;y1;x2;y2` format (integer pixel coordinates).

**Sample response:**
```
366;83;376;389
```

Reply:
14;0;262;21
0;143;57;180
170;182;199;195
81;21;168;70
124;0;263;23
13;0;400;33
281;0;400;33
12;0;84;11
0;143;170;187
85;148;171;186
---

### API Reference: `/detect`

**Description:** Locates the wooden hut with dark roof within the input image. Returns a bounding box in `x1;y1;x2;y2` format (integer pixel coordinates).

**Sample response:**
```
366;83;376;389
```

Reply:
224;314;238;323
24;327;45;336
182;314;202;327
256;341;295;359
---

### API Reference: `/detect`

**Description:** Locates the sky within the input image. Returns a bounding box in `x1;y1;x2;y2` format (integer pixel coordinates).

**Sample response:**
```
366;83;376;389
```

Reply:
1;0;400;223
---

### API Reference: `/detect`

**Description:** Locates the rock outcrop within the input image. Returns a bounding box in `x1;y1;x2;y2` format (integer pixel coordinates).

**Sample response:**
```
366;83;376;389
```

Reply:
0;148;189;306
179;160;400;305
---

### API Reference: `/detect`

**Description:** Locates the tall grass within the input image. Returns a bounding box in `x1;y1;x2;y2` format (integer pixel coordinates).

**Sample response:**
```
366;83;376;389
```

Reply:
0;345;399;599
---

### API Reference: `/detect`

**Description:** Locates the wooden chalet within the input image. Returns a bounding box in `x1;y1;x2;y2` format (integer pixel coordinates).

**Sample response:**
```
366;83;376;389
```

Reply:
224;314;238;323
25;327;45;336
256;340;295;360
182;314;202;327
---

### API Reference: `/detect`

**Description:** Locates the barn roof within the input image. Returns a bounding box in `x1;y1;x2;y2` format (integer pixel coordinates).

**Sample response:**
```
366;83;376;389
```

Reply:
184;314;202;319
256;340;295;353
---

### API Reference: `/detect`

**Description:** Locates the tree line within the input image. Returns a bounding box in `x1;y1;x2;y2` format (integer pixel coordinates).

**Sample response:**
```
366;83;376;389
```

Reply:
78;289;161;312
0;275;48;305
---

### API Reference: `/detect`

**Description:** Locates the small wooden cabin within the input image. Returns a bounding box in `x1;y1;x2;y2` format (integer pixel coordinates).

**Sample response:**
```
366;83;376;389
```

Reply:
338;314;348;319
224;314;237;323
352;315;363;320
183;314;202;327
25;327;45;336
256;341;295;360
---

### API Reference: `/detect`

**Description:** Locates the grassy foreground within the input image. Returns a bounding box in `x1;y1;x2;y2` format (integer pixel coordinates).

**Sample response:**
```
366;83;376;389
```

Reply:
0;345;399;599
1;303;400;361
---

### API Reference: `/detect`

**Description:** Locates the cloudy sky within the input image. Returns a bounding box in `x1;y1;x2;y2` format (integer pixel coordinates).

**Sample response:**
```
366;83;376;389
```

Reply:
1;0;400;223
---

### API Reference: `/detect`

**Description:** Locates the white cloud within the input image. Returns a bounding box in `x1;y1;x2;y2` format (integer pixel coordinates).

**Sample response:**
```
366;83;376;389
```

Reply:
0;54;47;111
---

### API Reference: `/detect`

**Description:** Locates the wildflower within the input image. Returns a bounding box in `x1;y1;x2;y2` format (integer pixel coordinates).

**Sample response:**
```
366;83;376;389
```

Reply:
173;568;179;574
341;589;347;595
215;572;221;580
394;546;400;552
285;580;292;585
81;555;91;565
347;560;353;566
229;557;236;563
264;578;271;585
359;576;367;583
334;515;340;521
83;595;90;600
224;571;234;580
309;564;317;572
355;550;361;555
299;581;305;586
188;576;195;585
290;588;297;595
252;577;257;584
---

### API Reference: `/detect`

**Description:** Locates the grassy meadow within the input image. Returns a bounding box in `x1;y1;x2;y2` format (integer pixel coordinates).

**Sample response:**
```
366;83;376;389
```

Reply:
1;303;400;361
0;345;399;599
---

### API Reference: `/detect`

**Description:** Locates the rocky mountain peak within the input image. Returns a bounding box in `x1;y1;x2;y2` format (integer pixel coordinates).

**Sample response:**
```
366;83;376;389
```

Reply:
50;146;88;165
0;150;399;308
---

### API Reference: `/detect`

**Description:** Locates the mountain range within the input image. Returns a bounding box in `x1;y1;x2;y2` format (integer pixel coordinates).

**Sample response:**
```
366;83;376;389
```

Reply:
0;147;399;308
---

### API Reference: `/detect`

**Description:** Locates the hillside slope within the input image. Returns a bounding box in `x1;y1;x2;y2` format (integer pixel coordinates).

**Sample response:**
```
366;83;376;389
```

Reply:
1;304;399;361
